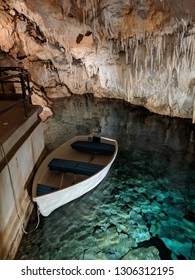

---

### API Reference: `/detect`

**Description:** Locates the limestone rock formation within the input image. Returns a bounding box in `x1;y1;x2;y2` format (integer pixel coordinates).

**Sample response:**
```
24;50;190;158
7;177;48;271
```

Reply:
0;0;194;120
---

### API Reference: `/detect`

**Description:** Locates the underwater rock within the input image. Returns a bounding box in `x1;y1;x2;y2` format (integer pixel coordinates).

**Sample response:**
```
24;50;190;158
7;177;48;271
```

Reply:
107;226;119;242
137;236;173;260
150;201;162;213
181;218;195;240
94;225;120;251
131;226;151;243
162;237;193;259
122;246;160;260
129;210;146;224
95;251;117;260
115;224;129;234
108;233;136;259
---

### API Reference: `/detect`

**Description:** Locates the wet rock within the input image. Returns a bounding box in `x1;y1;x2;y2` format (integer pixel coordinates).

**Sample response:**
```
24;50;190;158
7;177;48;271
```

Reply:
94;251;116;260
116;224;129;234
107;226;119;242
137;236;172;260
94;225;120;251
122;246;160;260
162;237;193;259
130;210;146;224
131;226;151;243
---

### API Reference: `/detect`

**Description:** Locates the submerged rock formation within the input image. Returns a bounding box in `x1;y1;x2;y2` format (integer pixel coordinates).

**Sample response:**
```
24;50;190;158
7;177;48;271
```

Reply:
0;0;195;120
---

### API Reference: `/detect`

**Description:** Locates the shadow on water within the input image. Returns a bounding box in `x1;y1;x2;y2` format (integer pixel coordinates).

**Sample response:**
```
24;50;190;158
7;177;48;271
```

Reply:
16;94;195;260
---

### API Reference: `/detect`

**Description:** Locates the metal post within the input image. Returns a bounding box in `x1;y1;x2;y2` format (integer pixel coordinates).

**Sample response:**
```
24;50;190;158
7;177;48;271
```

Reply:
20;74;29;118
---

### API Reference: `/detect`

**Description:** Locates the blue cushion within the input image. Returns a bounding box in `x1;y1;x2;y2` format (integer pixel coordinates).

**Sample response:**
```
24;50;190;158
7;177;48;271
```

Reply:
36;184;58;196
71;141;115;155
48;158;103;176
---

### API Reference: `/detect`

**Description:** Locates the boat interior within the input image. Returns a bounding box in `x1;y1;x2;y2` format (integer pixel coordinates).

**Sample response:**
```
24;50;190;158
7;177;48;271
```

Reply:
33;136;116;196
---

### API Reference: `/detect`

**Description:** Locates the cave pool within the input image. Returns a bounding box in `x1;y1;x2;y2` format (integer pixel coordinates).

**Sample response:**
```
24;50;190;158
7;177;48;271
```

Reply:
15;95;195;260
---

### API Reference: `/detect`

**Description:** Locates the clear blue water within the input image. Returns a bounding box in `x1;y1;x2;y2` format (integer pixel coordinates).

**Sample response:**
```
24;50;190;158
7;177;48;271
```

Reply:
16;95;195;260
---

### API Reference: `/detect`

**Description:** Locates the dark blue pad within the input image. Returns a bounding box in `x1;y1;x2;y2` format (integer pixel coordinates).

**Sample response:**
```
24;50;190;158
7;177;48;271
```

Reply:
36;184;58;196
48;158;103;176
71;141;115;155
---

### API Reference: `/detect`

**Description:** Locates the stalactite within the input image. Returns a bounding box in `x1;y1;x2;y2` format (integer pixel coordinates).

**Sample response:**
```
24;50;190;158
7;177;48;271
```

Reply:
96;17;194;118
79;0;194;83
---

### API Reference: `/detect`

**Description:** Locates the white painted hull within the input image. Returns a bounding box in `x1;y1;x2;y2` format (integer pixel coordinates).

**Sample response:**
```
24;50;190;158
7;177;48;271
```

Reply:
32;135;118;216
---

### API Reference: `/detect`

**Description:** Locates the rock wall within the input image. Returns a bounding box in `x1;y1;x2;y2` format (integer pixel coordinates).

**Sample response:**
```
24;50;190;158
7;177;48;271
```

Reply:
0;0;195;120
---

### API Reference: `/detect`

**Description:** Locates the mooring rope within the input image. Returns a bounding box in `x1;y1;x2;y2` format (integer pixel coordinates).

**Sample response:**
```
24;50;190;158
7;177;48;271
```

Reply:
0;141;40;234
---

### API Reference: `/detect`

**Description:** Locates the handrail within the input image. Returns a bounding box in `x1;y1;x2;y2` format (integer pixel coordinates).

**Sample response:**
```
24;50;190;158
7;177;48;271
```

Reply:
0;67;32;118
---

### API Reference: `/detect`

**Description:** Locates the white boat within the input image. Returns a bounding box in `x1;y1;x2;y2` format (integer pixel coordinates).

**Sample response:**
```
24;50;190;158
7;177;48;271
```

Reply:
32;135;118;216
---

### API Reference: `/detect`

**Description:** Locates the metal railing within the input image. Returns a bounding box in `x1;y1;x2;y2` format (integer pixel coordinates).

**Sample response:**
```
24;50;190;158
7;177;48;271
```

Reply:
0;67;32;118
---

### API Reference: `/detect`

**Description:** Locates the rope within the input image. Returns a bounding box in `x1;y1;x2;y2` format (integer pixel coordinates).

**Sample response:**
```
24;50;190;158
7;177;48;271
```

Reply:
23;207;40;234
0;141;40;234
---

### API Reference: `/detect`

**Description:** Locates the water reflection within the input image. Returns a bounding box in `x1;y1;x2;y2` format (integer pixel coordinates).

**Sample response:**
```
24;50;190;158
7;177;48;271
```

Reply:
16;95;195;260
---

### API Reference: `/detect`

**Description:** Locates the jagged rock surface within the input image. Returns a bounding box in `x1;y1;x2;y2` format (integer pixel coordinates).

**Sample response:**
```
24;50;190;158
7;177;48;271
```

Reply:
0;0;195;120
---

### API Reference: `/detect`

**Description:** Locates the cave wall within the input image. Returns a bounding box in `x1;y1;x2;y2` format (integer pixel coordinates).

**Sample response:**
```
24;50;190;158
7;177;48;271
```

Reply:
0;0;195;120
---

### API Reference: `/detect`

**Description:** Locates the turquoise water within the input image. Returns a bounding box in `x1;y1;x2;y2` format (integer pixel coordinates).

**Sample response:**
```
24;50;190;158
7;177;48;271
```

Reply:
15;95;195;260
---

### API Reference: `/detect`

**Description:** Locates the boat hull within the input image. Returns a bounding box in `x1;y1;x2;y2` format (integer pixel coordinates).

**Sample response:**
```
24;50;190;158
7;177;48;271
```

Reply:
32;136;118;216
33;158;114;216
